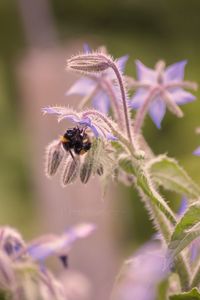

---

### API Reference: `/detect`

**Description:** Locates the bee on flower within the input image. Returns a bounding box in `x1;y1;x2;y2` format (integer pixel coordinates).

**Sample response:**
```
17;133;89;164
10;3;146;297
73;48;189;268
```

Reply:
43;106;117;186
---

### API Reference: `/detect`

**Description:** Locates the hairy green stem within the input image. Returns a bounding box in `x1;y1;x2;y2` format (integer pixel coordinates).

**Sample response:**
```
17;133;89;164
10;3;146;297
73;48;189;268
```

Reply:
119;156;191;290
190;262;200;288
139;191;190;291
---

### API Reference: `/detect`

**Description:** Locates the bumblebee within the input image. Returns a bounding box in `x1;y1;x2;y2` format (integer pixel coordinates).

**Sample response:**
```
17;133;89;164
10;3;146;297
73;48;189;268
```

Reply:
60;127;91;160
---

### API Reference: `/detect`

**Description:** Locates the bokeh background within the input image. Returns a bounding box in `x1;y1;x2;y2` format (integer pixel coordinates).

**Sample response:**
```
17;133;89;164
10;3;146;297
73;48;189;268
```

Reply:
0;0;200;299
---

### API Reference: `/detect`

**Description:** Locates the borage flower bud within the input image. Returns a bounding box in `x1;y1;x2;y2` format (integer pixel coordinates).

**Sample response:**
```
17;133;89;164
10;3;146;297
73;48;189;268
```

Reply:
80;138;104;184
67;52;111;74
0;227;26;259
96;164;104;176
45;140;65;177
61;156;80;186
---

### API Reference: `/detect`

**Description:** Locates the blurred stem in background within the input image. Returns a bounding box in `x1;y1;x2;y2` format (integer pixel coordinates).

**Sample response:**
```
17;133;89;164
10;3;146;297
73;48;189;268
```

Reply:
17;0;57;47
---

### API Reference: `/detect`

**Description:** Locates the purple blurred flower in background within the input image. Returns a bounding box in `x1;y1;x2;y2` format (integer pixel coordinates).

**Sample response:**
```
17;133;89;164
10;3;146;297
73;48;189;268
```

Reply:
193;146;200;156
130;60;197;129
66;49;128;114
113;242;167;300
193;127;200;156
26;223;95;268
177;196;188;217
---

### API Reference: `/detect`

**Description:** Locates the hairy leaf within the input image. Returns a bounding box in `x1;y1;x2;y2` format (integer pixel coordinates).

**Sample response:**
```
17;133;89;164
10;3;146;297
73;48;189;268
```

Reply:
168;203;200;261
169;288;200;299
147;155;200;200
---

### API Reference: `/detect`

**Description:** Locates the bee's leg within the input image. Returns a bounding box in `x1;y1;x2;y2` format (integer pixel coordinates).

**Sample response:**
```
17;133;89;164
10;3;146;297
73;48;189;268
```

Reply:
69;149;76;162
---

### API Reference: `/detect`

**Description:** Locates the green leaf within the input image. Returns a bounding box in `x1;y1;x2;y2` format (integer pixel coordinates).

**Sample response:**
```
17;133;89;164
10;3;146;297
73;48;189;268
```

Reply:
168;203;200;261
148;155;200;199
169;288;200;299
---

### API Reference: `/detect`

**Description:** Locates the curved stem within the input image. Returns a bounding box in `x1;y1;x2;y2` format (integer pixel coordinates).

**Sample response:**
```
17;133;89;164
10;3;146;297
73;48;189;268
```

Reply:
101;78;125;131
108;61;135;148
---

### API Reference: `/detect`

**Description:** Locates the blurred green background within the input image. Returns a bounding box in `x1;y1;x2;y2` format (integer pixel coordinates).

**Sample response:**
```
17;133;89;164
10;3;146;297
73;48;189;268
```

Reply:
0;0;200;251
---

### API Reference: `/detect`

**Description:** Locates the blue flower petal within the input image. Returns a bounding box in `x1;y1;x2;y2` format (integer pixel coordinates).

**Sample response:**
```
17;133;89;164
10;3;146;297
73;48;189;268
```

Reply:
78;117;100;137
28;237;62;262
66;77;95;96
149;98;166;129
28;224;95;263
60;114;81;123
178;197;188;216
165;60;187;82
116;55;129;73
106;133;118;141
170;88;196;105
130;88;147;109
92;90;110;114
116;243;167;300
135;60;156;83
193;146;200;156
190;242;199;262
83;43;92;53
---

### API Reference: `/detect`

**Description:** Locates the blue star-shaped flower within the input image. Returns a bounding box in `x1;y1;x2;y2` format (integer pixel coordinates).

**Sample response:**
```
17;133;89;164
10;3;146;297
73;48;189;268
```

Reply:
130;60;197;128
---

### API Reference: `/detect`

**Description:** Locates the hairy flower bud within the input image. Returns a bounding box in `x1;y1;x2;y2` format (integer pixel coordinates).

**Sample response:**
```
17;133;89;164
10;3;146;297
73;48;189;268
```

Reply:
80;160;93;184
80;138;105;183
96;164;104;176
0;227;26;259
45;140;64;177
61;156;80;186
67;52;111;74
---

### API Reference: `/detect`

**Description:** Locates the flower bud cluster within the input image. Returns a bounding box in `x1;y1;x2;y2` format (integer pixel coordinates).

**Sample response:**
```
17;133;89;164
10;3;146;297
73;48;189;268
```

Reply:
45;137;112;186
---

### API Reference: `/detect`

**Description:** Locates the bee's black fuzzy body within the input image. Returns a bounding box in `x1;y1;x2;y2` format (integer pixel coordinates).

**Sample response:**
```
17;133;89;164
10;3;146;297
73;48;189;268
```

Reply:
61;127;91;156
